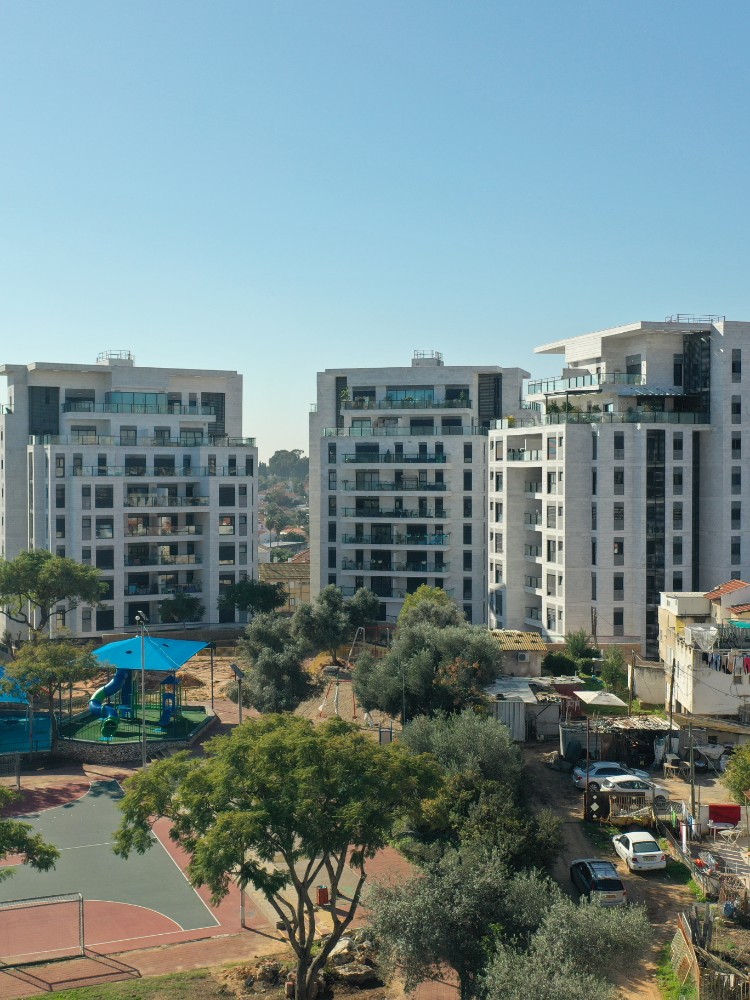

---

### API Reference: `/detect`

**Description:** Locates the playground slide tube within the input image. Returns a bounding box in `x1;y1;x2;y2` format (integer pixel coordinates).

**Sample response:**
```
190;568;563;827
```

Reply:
89;668;131;718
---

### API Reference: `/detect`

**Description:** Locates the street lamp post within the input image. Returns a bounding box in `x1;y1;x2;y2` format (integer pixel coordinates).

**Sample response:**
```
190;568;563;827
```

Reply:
231;663;246;725
135;612;148;769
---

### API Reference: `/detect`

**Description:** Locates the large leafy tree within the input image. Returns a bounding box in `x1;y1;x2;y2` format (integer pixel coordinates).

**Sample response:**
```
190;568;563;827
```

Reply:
235;614;311;713
3;637;100;717
158;593;205;625
0;786;59;881
601;645;627;694
723;744;750;820
218;579;286;617
0;550;103;636
113;715;439;1000
267;449;309;483
292;585;378;665
564;627;595;662
397;585;465;630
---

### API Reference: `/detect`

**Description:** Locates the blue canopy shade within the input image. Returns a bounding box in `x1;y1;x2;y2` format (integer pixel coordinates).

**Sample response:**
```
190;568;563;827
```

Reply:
93;636;208;672
0;666;29;705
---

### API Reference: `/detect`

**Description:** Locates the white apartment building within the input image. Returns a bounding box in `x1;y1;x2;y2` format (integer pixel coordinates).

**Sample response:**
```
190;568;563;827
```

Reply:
489;315;750;657
309;352;528;624
0;351;258;636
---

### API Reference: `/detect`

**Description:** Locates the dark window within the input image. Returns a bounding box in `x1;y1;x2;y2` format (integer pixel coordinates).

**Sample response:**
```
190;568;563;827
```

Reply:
732;433;742;459
732;502;742;530
613;504;624;530
328;522;336;542
463;442;472;463
100;579;114;601
245;456;254;476
219;544;235;565
613;608;624;636
673;354;683;386
547;437;557;460
614;468;624;494
591;573;597;600
55;455;65;478
673;503;683;530
328;443;336;464
328;496;336;515
592;469;597;495
463;497;472;517
463;524;472;545
673;469;683;495
732;536;742;565
95;517;114;539
613;538;624;564
219;515;235;534
592;434;597;460
55;517;65;539
96;608;114;631
463;551;472;571
613;432;624;459
592;538;597;565
328;547;337;569
463;470;472;491
328;470;337;490
96;548;114;570
613;573;624;600
463;578;472;600
201;392;226;435
591;504;597;530
125;455;147;476
732;466;742;494
463;605;472;624
56;546;65;558
673;571;683;590
732;396;742;423
95;486;113;508
28;386;60;436
55;485;65;508
673;538;683;564
219;485;235;506
673;433;683;459
733;349;742;383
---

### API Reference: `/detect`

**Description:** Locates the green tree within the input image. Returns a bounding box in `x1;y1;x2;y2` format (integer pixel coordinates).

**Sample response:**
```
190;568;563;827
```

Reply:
0;785;59;881
292;585;378;665
600;645;627;693
3;637;100;717
542;650;578;675
367;853;556;1000
0;550;103;636
234;614;310;712
158;593;205;625
218;579;286;617
723;744;750;820
397;586;465;630
264;504;293;551
564;628;594;662
113;715;439;1000
267;449;309;483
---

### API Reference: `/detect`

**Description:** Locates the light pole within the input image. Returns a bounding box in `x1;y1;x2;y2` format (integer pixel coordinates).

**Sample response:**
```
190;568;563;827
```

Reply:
231;663;246;725
135;612;148;769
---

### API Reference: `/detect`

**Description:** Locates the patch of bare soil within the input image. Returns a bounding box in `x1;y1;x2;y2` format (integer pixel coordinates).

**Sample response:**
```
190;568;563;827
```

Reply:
522;744;694;1000
215;952;387;1000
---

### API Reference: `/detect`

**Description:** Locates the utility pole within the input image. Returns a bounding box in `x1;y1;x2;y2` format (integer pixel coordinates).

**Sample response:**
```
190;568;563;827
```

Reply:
689;722;696;822
668;658;676;734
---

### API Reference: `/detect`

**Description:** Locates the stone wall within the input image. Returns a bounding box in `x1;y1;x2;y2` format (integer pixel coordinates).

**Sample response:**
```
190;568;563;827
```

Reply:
52;712;218;765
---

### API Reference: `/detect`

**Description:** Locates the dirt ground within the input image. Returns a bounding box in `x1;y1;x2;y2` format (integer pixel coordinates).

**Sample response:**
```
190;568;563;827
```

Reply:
523;744;696;1000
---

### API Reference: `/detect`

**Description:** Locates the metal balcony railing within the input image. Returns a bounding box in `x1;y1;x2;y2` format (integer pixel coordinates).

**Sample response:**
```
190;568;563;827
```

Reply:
341;508;446;519
70;466;250;477
125;525;203;537
341;559;448;572
124;496;210;508
62;401;216;416
526;372;646;395
340;481;447;492
124;554;202;567
340;533;450;546
342;453;447;464
342;397;471;411
323;426;488;437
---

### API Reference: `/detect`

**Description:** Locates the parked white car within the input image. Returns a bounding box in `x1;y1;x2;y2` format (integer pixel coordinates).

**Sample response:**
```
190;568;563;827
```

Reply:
612;830;668;872
572;761;650;791
598;774;669;808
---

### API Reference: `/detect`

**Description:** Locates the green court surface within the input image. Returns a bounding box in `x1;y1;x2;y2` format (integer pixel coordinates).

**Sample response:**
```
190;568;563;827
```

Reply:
0;780;218;932
59;707;209;743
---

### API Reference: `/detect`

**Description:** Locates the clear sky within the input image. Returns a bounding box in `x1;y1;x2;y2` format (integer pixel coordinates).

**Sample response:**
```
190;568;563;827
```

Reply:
2;1;749;459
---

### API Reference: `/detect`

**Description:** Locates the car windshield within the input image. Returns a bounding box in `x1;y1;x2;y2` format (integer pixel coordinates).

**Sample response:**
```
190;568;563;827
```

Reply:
632;841;660;854
593;878;623;891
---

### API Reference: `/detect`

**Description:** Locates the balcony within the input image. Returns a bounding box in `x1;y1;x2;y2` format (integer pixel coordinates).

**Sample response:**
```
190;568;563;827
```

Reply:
524;482;542;494
125;525;203;537
124;495;209;508
524;512;542;527
124;553;202;567
341;559;448;572
340;481;447;492
341;508;446;519
524;576;542;591
340;533;450;546
62;401;215;416
526;372;646;395
124;583;203;597
323;425;487;437
29;435;255;447
507;450;543;462
494;409;711;429
342;453;447;464
71;465;250;477
524;546;541;559
525;608;542;622
342;397;471;411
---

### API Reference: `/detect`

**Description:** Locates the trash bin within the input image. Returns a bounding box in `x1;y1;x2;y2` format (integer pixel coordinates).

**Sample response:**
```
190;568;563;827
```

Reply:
316;885;329;906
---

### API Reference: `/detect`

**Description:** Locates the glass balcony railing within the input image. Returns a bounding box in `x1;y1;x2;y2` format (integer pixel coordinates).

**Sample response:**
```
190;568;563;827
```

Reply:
341;508;446;519
62;401;216;416
507;450;543;461
526;372;646;394
341;533;450;546
70;466;250;477
494;410;710;429
124;496;210;508
125;525;203;537
124;554;202;567
29;435;255;447
323;425;488;437
341;559;448;572
342;397;471;411
342;453;447;464
340;481;447;492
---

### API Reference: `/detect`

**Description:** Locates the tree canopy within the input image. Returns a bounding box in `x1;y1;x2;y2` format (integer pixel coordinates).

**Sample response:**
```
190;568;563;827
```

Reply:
114;715;439;1000
235;614;310;713
601;645;627;694
3;637;100;714
218;579;286;616
397;586;465;630
158;593;205;624
0;550;103;635
0;785;59;882
723;744;750;809
292;585;379;665
267;449;309;483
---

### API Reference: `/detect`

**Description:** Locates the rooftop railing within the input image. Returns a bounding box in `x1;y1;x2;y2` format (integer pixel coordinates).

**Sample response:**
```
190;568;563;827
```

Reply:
342;397;471;411
323;425;488;437
70;466;250;477
494;410;710;430
62;401;216;416
526;372;646;394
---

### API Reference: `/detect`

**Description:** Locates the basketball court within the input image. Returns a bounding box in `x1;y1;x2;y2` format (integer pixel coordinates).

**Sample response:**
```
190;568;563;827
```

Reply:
0;778;265;968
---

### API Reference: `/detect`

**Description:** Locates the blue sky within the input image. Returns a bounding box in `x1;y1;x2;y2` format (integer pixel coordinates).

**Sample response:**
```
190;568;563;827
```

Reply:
2;1;749;458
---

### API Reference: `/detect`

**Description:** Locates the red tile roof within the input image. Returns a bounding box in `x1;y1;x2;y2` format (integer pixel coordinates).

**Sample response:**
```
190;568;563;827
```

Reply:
704;580;750;600
290;548;310;563
731;604;750;614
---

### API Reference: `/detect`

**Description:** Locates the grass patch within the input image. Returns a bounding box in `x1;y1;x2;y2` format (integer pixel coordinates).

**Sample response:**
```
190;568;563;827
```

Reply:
661;858;693;885
47;968;226;1000
656;942;697;1000
688;878;708;901
582;821;619;854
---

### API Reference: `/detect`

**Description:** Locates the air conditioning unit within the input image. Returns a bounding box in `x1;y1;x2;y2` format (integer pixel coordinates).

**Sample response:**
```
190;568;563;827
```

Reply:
517;652;530;662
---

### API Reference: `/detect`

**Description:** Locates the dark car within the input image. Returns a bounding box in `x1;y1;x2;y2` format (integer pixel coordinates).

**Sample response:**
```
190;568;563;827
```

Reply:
569;858;628;906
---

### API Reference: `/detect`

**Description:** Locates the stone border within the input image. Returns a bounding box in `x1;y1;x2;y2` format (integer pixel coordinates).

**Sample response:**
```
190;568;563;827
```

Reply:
52;710;218;764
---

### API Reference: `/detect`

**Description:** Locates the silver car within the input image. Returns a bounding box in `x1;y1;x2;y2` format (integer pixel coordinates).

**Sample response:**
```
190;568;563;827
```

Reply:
572;761;650;791
598;774;669;808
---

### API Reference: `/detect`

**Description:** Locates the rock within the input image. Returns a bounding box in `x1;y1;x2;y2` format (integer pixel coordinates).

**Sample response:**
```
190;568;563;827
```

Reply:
257;961;281;985
329;937;353;959
356;940;373;951
335;963;382;987
332;952;352;966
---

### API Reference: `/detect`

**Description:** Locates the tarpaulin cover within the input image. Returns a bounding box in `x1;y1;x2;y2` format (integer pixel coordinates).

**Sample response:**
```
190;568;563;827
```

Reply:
93;636;208;673
0;666;29;704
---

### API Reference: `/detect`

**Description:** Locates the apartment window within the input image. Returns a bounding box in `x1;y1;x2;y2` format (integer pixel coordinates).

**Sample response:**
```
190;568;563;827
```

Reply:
613;468;624;495
95;517;114;539
435;470;444;486
463;551;472;571
613;573;624;601
613;504;624;530
591;469;597;495
547;437;557;460
52;455;64;479
591;433;597;460
239;514;247;536
673;502;683;530
328;496;337;515
463;524;472;545
328;522;337;542
328;471;337;490
591;538;597;565
463;442;472;463
732;502;742;530
328;547;337;570
732;467;742;495
673;537;683;564
463;605;472;624
328;574;337;586
328;443;336;463
673;433;683;459
613;432;625;460
673;571;683;590
732;348;742;383
81;547;91;564
546;539;556;562
732;433;742;460
81;608;92;632
55;517;65;539
120;427;137;445
219;544;236;565
591;504;597;530
732;396;742;424
99;579;114;601
626;353;642;376
547;471;557;494
613;608;624;636
73;454;83;475
463;470;472;491
219;515;235;535
673;354;683;386
239;542;248;565
208;454;217;476
547;505;557;529
81;518;91;541
463;497;472;517
613;538;624;564
96;608;114;631
732;536;742;565
463;579;472;601
95;548;114;570
673;469;683;495
95;486;113;508
219;485;235;506
97;453;107;475
591;573;597;601
245;456;254;476
55;485;65;509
